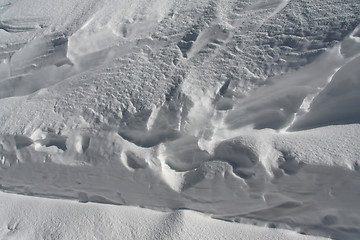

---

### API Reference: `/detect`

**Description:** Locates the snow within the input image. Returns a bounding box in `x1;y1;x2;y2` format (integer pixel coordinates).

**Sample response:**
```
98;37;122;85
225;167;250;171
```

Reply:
0;191;328;240
0;0;360;239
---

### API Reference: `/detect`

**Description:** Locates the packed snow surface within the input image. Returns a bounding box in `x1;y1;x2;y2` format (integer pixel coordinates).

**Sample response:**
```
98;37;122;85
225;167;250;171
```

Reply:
0;0;360;239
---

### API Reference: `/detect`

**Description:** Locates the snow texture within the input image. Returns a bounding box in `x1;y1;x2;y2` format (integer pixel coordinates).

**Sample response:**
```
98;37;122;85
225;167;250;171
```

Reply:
0;192;328;240
0;0;360;239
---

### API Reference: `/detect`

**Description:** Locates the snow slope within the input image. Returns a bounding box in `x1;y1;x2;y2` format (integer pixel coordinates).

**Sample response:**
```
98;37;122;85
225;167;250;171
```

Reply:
0;0;360;239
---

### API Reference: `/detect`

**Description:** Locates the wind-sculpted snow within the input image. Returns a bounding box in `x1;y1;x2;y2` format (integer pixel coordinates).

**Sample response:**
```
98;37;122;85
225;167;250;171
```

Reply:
0;0;360;239
290;55;360;130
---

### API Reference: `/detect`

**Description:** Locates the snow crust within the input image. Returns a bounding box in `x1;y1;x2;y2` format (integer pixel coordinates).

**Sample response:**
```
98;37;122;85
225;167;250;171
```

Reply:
0;0;360;239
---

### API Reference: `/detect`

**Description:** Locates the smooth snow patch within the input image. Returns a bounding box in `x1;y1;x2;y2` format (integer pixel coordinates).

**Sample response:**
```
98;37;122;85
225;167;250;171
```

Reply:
0;191;328;240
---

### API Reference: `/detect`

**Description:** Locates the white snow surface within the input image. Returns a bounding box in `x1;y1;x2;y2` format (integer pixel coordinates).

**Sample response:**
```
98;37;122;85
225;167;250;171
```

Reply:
1;0;360;239
0;191;330;240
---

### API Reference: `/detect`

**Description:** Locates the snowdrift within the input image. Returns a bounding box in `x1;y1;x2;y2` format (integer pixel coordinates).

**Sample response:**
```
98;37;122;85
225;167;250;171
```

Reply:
0;0;360;239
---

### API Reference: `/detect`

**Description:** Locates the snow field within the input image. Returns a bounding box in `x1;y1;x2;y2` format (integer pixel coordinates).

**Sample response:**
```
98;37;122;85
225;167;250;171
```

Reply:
0;0;360;239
